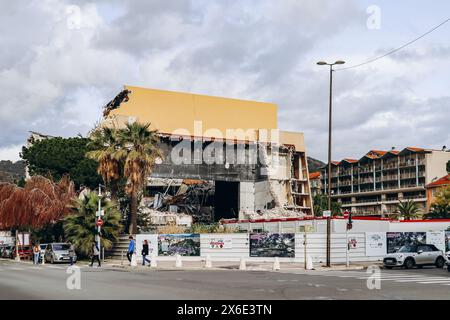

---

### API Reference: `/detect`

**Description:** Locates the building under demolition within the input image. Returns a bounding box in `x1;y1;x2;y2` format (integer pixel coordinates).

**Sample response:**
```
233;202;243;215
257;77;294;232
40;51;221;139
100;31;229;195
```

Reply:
101;86;313;225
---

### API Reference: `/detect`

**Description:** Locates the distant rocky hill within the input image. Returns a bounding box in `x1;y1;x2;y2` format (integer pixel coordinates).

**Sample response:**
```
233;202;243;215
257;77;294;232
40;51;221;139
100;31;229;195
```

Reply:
0;160;25;183
307;157;325;173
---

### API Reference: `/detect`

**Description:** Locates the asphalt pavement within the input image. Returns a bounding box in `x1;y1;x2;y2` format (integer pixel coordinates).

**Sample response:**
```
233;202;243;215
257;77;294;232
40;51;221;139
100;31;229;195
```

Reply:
0;259;449;299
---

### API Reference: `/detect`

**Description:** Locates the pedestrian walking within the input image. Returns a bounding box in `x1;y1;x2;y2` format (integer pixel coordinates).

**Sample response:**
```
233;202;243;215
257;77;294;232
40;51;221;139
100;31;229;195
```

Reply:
90;241;101;267
127;235;135;266
142;240;151;266
68;242;76;266
32;244;40;265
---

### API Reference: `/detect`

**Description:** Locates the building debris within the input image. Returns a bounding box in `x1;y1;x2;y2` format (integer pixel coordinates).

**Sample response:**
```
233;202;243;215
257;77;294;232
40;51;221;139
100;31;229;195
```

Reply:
103;89;131;117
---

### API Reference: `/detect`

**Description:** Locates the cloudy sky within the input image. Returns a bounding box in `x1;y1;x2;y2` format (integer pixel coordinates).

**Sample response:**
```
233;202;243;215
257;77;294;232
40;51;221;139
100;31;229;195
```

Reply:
1;0;449;162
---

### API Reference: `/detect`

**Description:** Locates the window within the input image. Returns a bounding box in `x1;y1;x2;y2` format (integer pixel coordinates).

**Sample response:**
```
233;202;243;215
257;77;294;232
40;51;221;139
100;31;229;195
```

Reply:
418;245;431;252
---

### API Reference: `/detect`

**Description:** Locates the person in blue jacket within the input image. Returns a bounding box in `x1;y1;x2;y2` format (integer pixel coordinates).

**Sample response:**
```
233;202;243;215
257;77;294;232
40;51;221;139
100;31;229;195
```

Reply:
127;235;135;265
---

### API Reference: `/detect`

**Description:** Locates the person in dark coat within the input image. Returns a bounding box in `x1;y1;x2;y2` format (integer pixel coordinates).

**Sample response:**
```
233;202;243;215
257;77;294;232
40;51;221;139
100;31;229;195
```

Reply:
142;240;151;266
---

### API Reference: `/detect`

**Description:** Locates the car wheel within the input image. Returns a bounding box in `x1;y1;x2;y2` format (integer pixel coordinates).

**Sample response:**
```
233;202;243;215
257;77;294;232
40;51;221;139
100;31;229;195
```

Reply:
447;265;450;272
404;258;415;269
435;257;445;268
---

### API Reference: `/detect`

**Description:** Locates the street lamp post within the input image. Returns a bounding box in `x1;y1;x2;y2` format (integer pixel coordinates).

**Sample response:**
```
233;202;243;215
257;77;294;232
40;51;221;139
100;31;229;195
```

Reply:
97;184;105;261
316;60;345;267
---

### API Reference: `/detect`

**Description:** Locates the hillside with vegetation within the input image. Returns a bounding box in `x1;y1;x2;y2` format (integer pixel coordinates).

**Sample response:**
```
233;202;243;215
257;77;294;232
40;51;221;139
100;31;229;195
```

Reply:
307;157;325;173
0;160;25;183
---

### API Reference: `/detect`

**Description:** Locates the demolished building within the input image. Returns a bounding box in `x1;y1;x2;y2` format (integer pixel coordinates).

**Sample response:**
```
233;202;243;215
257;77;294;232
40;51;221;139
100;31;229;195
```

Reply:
101;85;313;224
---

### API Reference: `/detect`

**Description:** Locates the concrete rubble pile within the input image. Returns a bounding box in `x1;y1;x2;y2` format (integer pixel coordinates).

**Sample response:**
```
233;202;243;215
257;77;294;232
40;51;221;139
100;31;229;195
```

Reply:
242;208;307;220
140;180;215;225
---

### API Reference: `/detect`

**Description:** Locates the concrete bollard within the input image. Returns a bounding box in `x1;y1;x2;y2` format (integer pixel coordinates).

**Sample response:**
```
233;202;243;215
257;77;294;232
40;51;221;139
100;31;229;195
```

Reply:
41;255;45;265
272;257;280;271
306;254;314;270
175;254;182;268
239;257;246;270
150;252;157;268
204;255;212;268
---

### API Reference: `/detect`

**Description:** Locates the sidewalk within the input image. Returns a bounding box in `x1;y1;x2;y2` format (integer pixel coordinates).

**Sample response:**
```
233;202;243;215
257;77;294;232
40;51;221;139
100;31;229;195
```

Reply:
1;257;380;272
107;258;378;272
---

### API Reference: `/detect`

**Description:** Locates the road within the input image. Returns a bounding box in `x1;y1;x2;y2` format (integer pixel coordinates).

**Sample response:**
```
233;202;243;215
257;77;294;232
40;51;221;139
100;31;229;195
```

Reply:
0;259;449;299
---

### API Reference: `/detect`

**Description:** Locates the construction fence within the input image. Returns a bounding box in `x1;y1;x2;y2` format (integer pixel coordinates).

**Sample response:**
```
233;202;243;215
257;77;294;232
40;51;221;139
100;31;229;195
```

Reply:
134;230;450;264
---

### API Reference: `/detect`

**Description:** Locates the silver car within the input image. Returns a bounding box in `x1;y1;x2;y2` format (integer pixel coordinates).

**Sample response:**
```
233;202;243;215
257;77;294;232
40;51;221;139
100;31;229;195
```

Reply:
44;243;77;264
383;244;446;269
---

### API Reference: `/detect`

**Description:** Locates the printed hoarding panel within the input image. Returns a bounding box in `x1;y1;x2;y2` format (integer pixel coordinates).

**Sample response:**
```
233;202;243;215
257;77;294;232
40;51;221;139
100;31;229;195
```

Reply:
426;231;446;253
158;234;200;256
209;237;232;249
249;233;295;258
386;232;426;253
445;231;450;253
365;232;387;256
136;234;158;257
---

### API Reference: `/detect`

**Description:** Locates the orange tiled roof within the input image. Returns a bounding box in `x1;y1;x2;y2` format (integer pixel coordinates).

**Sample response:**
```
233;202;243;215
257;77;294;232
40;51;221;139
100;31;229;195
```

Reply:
342;158;358;163
369;150;387;156
426;174;450;188
309;172;321;179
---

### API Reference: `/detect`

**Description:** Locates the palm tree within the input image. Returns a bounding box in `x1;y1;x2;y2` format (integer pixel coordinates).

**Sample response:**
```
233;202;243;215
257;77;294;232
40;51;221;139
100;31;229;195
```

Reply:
63;191;122;256
115;122;162;234
394;200;422;220
86;126;122;201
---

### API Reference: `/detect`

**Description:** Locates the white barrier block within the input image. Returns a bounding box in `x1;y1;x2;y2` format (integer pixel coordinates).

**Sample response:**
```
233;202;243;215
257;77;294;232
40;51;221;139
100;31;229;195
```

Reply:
175;254;182;268
205;255;212;268
239;257;246;270
131;253;137;267
150;252;157;268
273;257;280;271
306;254;314;270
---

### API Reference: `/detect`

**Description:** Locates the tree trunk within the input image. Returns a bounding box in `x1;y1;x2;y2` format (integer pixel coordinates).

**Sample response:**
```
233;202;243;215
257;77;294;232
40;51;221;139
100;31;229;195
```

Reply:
110;181;119;203
128;191;138;234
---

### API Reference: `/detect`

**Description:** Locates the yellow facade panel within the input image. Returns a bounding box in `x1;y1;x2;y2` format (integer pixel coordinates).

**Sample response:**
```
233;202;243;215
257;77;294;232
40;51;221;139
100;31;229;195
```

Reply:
107;85;278;141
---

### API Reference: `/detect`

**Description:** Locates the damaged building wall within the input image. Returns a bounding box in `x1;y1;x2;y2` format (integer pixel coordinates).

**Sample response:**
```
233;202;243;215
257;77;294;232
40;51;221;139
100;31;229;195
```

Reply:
100;86;314;223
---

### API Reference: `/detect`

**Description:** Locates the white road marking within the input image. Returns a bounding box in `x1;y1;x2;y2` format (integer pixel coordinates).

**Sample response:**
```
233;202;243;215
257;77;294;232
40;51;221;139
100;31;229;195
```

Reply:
418;279;450;284
393;278;450;282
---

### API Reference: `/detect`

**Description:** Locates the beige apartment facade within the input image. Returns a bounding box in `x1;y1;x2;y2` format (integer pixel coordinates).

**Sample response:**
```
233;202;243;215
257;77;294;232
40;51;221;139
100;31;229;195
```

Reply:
320;147;450;216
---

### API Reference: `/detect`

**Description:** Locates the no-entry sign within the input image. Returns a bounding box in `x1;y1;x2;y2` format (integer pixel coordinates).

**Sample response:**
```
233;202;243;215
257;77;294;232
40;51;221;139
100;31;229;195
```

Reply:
96;219;104;227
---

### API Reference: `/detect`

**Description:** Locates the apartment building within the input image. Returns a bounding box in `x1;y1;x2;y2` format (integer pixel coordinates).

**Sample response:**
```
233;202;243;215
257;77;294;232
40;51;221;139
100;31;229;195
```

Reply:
309;172;322;197
320;147;450;216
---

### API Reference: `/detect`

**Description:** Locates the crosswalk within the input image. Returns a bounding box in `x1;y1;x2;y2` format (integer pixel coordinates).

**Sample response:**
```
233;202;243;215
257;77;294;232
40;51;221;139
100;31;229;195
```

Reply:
312;270;450;287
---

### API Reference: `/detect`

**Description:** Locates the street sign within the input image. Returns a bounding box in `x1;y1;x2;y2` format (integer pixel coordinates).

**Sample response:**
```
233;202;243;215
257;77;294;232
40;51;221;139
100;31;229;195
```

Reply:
96;219;104;227
343;210;350;218
322;210;331;218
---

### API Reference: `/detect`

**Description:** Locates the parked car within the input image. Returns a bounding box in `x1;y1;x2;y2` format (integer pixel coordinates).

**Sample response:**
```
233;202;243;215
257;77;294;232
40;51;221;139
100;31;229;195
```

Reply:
44;243;77;264
383;244;446;269
12;246;32;260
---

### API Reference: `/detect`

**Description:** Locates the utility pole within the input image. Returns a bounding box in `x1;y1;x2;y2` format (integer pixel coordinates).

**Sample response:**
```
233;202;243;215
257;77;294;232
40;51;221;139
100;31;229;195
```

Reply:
316;60;345;267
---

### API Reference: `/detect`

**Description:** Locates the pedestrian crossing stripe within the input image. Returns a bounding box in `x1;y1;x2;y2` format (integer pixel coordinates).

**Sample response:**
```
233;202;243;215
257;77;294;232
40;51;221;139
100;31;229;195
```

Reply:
418;279;450;284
